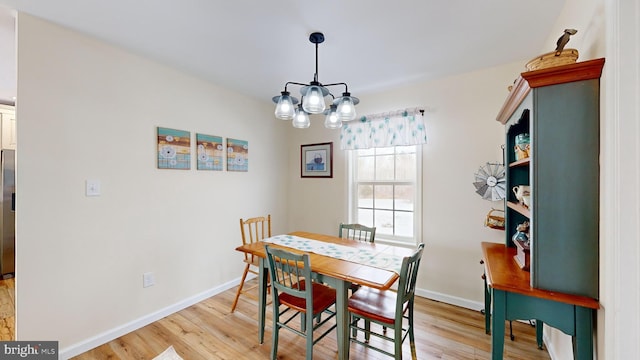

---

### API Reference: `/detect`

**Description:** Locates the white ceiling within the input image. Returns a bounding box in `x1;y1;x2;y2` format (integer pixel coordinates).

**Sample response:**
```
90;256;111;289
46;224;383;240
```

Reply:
0;0;565;105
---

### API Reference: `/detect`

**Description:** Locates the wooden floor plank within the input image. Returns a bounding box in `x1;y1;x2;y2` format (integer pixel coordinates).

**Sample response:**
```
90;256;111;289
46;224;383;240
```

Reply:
0;277;14;341
0;277;550;359
70;279;550;360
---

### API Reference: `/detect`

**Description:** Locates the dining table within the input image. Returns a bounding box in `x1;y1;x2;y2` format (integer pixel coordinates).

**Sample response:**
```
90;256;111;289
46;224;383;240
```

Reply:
235;231;414;360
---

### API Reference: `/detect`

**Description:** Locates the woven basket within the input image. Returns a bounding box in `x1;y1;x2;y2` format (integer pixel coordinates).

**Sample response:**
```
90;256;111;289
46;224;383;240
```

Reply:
525;48;579;71
484;209;505;230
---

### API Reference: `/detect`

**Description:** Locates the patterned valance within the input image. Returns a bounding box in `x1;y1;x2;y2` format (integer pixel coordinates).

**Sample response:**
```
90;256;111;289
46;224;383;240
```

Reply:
340;108;427;150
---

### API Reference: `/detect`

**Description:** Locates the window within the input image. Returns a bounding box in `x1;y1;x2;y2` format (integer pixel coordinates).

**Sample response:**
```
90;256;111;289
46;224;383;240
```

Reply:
348;145;421;245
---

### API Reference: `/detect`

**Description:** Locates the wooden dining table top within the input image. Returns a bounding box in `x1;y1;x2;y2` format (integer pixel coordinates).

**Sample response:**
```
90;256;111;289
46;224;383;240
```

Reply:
235;231;414;291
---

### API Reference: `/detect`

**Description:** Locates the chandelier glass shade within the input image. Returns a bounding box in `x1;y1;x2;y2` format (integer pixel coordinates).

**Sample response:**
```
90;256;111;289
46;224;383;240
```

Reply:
272;32;359;128
274;91;297;120
324;104;341;129
292;104;311;128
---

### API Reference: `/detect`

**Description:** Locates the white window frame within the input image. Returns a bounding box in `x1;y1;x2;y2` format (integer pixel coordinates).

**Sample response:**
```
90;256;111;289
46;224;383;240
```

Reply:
347;146;422;247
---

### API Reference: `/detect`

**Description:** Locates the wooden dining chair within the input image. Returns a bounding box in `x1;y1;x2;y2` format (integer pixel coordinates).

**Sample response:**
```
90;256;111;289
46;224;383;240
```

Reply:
339;223;376;294
264;245;337;360
339;223;376;243
230;215;271;313
348;243;425;360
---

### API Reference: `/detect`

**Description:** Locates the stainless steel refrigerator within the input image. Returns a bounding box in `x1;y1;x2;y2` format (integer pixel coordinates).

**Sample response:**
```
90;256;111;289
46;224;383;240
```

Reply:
0;149;15;277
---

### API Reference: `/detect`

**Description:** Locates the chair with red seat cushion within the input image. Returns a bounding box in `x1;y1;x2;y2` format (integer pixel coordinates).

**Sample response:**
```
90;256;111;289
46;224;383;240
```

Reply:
264;245;337;360
348;243;424;360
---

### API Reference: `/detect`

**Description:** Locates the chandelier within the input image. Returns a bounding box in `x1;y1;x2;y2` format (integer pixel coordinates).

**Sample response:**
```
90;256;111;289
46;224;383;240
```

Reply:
272;32;359;129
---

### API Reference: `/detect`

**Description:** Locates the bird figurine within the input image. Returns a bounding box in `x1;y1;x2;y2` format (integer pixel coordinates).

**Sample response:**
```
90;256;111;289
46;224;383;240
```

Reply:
555;29;577;56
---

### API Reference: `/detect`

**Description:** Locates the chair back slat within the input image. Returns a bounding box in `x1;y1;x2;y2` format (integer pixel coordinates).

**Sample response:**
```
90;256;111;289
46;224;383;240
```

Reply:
265;245;312;301
338;223;376;243
240;215;271;262
396;243;425;311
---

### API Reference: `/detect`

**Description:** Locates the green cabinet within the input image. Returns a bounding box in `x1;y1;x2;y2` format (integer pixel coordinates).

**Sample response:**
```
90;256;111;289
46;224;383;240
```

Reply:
496;58;604;299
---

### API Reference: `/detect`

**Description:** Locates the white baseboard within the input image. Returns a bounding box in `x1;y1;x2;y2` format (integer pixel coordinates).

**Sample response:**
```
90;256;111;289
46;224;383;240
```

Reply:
542;330;558;360
58;278;240;359
415;287;484;312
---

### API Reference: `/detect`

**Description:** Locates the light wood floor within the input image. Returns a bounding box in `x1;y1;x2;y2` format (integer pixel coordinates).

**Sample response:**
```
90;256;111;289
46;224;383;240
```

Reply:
71;279;550;360
0;277;15;340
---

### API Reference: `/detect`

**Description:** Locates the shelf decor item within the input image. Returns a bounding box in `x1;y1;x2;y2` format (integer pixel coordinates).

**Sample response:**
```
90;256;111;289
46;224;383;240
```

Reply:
514;133;530;160
512;221;531;270
525;49;579;71
525;29;579;71
484;209;505;230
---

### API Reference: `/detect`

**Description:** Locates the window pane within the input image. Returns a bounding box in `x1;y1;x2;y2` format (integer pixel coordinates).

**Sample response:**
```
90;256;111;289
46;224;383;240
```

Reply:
396;153;416;181
394;185;414;211
358;148;375;156
375;185;394;210
358;209;373;227
357;185;373;208
375;155;395;180
395;211;413;237
352;145;419;244
396;145;415;154
357;156;374;180
375;209;394;235
375;147;394;155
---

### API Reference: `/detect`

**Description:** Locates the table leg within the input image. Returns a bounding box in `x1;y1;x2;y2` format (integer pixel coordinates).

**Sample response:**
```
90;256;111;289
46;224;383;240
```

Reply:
536;320;544;349
258;258;267;344
491;289;506;360
335;280;350;360
573;307;593;360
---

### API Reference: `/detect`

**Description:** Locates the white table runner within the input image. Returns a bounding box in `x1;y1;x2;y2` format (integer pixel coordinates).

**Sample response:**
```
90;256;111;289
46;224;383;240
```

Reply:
263;234;403;274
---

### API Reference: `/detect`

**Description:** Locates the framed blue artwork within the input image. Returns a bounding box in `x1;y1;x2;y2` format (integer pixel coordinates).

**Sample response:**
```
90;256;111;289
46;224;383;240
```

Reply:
301;142;332;178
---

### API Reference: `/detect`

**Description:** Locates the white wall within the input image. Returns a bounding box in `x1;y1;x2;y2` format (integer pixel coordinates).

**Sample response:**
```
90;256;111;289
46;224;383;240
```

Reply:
287;61;522;308
601;0;640;359
15;13;289;355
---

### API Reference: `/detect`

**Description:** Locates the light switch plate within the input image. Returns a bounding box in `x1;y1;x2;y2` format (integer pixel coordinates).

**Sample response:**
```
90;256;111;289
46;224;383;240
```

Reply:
143;272;155;288
85;180;101;196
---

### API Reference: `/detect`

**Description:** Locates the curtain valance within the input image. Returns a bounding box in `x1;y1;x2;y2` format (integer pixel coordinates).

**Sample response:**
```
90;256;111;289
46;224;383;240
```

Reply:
340;108;427;150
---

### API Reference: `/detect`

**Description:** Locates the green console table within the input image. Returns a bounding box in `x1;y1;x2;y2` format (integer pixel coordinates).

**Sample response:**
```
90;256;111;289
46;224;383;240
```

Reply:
481;242;599;360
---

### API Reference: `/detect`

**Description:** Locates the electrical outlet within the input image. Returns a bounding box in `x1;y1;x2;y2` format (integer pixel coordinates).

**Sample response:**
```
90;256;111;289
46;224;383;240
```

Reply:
143;272;155;288
85;179;101;196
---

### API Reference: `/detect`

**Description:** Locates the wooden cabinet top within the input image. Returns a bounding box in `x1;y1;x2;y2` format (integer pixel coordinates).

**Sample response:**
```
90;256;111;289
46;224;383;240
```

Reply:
496;58;605;124
481;242;599;309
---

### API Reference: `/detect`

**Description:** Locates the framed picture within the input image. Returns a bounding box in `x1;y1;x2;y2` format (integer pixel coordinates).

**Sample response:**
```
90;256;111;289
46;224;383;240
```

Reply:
157;127;191;170
196;133;224;171
227;138;248;172
301;142;333;178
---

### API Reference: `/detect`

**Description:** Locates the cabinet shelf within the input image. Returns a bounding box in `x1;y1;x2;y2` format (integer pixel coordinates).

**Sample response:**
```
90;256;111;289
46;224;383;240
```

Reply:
509;158;530;167
507;201;530;218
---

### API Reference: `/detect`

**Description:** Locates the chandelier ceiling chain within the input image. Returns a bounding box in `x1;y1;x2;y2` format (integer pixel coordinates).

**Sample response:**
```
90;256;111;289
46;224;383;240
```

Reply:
272;32;359;129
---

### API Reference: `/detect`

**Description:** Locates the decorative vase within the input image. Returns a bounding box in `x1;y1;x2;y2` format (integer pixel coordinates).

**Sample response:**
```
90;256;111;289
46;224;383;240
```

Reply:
514;133;530;160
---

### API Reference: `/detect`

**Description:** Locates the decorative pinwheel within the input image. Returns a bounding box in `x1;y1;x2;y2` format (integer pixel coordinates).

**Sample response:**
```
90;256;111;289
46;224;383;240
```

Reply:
473;162;506;201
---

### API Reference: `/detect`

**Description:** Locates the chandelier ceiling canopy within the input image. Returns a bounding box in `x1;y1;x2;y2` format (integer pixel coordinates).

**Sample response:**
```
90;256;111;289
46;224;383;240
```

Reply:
272;32;359;129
